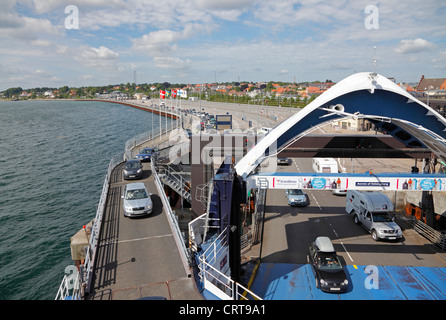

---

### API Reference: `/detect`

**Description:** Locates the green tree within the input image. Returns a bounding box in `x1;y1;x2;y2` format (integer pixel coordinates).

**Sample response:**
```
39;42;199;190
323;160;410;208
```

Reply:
3;87;23;98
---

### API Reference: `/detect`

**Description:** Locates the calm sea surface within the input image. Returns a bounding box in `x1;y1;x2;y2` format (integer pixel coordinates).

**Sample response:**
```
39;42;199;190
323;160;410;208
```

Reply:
0;100;169;300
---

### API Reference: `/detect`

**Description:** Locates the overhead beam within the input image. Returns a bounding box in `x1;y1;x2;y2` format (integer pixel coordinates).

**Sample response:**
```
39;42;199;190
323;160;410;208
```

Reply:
277;134;431;158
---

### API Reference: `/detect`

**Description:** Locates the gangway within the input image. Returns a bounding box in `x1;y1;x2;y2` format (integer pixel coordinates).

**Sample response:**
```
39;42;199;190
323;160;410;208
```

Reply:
84;159;200;300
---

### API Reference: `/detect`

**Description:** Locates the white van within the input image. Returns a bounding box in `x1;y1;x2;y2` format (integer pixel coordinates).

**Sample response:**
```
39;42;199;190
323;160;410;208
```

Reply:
312;158;338;173
346;190;402;241
259;127;272;134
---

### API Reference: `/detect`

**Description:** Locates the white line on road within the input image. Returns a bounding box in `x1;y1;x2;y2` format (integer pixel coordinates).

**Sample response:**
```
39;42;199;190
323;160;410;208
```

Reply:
340;241;354;263
101;234;173;246
309;191;323;211
328;222;339;238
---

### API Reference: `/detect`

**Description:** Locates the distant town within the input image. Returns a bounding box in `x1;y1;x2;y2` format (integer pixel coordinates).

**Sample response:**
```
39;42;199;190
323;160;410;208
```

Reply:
2;75;445;113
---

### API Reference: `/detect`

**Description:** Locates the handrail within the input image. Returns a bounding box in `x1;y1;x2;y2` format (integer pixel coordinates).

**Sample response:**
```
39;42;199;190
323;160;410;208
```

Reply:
85;152;125;294
151;160;192;271
55;271;82;300
198;259;262;300
197;227;262;300
158;164;191;201
394;210;446;250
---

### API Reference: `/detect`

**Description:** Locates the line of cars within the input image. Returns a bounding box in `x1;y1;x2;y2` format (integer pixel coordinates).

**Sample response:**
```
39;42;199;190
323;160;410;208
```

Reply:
123;147;155;180
121;147;156;218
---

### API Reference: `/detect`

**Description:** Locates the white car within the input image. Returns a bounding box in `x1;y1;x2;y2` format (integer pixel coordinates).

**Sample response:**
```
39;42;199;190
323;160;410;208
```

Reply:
122;183;153;217
332;189;347;196
277;157;292;165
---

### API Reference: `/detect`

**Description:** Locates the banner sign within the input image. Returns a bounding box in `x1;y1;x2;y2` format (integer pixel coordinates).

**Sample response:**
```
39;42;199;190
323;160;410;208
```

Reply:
247;172;446;192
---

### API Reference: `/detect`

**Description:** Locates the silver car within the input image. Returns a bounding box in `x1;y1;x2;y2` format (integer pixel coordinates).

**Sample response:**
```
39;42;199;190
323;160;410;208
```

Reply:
286;189;307;206
122;182;153;217
277;157;292;165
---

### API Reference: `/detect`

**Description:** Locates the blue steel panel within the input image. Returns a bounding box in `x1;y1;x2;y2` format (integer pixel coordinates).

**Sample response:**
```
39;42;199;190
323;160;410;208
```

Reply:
340;266;376;300
409;267;446;300
341;266;408;300
249;263;446;300
383;266;436;300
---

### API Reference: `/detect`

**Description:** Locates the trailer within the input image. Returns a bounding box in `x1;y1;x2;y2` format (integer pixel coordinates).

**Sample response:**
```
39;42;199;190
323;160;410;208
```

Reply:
346;190;403;241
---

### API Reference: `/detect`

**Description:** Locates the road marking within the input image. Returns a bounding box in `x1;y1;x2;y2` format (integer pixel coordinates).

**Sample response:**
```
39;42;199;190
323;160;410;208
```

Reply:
101;234;173;246
118;234;173;244
309;192;323;211
340;241;354;263
294;162;300;171
329;222;339;237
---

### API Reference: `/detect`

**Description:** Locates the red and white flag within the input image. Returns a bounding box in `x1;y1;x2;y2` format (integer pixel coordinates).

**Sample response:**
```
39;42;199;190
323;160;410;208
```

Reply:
160;90;166;99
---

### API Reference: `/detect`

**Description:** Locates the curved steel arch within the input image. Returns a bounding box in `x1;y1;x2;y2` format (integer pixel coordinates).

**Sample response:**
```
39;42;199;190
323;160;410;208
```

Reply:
235;72;446;178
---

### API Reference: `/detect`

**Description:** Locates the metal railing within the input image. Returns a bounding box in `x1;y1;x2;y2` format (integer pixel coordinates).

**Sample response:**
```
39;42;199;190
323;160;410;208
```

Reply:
395;211;446;250
158;164;191;202
151;160;192;269
252;188;266;245
55;271;82;300
197;227;262;300
85;153;125;293
55;152;125;299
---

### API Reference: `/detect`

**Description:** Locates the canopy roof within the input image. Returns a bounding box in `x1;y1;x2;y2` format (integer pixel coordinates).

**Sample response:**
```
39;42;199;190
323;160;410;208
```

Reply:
235;72;446;178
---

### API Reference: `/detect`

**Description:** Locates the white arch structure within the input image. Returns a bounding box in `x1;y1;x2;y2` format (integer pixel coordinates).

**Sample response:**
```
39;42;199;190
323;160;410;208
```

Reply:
235;72;446;178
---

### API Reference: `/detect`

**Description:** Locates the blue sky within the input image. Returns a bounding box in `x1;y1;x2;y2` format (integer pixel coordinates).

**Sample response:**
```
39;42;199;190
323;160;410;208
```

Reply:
1;0;446;91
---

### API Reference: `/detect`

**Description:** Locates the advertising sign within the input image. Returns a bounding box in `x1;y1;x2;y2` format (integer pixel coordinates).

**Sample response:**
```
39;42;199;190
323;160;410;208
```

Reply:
249;173;446;192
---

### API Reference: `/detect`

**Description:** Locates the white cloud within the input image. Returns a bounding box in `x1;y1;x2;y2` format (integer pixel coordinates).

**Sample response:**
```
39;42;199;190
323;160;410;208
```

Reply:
1;0;446;89
0;14;60;41
28;0;125;14
31;39;52;47
279;69;288;75
195;0;253;11
153;57;191;70
133;30;181;55
394;38;435;54
132;23;215;56
75;46;120;69
195;0;254;21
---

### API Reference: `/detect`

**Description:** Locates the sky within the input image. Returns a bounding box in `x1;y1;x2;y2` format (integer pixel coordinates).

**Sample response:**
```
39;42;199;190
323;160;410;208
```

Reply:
1;0;446;91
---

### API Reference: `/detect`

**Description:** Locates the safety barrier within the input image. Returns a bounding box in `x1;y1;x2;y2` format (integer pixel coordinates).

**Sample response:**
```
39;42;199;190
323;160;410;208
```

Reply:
55;271;82;300
151;159;192;269
197;227;262;300
395;210;446;250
